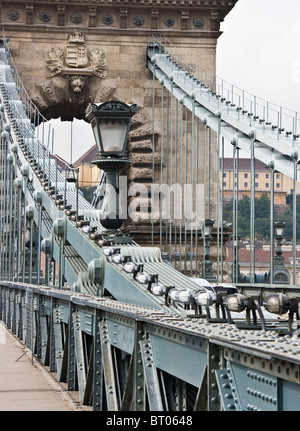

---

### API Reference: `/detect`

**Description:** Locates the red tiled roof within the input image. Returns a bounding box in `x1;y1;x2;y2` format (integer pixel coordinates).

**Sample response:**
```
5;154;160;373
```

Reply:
227;247;300;264
221;158;269;171
73;145;98;166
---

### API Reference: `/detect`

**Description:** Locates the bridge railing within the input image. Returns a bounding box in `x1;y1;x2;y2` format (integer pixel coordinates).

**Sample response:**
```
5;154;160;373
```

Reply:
149;34;300;145
1;32;79;183
2;32;45;128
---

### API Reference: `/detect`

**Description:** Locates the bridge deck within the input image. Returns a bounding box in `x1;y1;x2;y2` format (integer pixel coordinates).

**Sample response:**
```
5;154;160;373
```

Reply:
0;322;89;411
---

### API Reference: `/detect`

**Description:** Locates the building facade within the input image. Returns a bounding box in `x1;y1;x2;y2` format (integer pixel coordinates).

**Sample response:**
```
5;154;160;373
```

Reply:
220;158;295;205
73;145;100;189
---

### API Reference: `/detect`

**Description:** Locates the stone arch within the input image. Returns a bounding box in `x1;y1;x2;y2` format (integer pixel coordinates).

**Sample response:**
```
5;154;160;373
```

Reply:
32;75;118;122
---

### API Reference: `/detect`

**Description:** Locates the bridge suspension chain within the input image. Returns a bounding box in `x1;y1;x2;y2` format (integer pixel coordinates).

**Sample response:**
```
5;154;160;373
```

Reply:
0;35;213;317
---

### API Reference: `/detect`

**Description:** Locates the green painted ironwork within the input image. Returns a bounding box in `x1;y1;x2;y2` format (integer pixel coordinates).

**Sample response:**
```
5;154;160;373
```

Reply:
0;32;300;412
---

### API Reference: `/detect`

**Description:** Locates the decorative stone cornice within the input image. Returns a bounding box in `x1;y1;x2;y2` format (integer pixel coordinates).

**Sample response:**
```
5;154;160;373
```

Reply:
1;0;238;33
1;0;238;7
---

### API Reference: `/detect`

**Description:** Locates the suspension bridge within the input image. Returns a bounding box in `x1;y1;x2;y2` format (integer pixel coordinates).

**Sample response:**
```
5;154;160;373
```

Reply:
0;17;300;412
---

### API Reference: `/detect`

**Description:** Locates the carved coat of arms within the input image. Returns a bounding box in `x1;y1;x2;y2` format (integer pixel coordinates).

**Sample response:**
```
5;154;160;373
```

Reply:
46;30;107;79
65;40;89;68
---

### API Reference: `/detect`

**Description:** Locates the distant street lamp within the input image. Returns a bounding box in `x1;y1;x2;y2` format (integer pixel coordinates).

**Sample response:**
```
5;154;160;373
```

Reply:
274;221;285;262
86;101;137;229
272;221;290;284
274;221;285;241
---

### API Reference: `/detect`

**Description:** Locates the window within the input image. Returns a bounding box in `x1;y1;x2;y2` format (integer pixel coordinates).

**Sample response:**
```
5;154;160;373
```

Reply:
255;173;259;178
255;182;258;187
276;183;280;188
223;182;227;187
265;183;269;188
276;173;280;179
244;173;248;178
244;182;248;187
223;173;227;178
266;173;269;179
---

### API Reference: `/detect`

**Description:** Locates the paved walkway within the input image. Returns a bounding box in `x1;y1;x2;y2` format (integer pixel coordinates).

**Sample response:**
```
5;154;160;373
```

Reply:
0;322;83;411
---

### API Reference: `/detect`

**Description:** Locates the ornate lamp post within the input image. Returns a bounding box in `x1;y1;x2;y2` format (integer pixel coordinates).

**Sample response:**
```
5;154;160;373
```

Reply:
274;221;285;265
201;218;217;282
273;221;290;284
85;101;137;230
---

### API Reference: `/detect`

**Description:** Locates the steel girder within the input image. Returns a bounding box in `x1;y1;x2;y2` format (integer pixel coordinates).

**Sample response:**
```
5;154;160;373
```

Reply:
1;281;300;412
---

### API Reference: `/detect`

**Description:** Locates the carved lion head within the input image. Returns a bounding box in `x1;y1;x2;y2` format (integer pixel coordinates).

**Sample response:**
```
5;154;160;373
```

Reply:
68;75;88;95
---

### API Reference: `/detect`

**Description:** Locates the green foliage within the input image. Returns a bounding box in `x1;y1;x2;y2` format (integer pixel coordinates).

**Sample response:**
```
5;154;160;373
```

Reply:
223;193;299;240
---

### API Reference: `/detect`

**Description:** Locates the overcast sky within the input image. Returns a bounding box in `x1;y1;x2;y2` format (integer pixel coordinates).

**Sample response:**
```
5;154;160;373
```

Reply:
50;0;300;164
217;0;300;112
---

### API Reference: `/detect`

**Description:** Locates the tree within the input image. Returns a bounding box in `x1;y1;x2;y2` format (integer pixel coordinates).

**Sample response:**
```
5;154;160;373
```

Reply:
223;191;300;241
222;194;297;239
255;194;270;219
237;195;250;218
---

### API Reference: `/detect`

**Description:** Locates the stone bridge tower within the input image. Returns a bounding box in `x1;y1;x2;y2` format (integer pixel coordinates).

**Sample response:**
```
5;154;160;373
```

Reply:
1;0;237;249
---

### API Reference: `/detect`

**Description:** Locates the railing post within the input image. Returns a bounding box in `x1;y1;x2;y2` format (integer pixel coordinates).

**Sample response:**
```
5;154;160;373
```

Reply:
93;309;104;410
207;342;221;411
133;320;146;411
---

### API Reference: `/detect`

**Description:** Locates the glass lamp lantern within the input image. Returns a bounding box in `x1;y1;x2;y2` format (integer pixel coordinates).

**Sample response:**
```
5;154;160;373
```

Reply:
204;219;214;237
274;221;285;239
86;101;137;165
85;101;137;230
